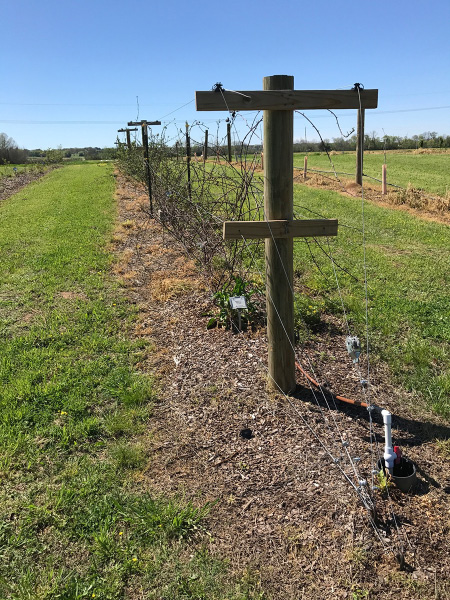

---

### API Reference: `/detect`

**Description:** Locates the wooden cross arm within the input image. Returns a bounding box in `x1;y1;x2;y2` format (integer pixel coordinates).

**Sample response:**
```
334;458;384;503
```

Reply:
117;128;138;132
223;219;338;240
128;120;162;126
196;89;378;111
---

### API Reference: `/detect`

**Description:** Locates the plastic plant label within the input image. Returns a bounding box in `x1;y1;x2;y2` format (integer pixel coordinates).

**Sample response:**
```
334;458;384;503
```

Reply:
229;296;247;310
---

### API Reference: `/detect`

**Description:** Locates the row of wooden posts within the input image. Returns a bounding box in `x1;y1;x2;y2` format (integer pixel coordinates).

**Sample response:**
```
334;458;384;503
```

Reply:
302;155;389;194
117;76;379;393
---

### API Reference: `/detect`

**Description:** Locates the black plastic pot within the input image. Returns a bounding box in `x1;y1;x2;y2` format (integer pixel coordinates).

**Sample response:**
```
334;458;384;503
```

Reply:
378;457;417;493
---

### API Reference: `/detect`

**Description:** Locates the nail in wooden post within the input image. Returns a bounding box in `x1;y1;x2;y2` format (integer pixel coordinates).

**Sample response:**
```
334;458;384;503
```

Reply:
304;155;308;180
264;74;296;394
382;163;387;195
356;108;365;185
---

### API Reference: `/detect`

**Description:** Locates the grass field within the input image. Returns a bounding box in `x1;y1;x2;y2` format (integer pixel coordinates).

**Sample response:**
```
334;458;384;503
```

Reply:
293;151;450;197
0;164;258;599
290;183;450;417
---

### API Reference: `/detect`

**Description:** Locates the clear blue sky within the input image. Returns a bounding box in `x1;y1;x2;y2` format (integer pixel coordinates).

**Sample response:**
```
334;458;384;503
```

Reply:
2;0;450;149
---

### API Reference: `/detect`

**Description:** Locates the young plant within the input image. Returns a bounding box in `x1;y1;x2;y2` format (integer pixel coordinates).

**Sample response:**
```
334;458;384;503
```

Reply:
208;276;264;330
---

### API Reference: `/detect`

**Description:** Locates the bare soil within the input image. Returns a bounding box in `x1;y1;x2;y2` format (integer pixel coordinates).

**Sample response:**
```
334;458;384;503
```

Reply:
0;168;53;202
113;173;449;600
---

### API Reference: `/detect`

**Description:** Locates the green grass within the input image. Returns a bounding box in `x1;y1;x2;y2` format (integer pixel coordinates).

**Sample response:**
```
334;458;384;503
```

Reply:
294;151;450;196
292;183;450;417
0;164;263;599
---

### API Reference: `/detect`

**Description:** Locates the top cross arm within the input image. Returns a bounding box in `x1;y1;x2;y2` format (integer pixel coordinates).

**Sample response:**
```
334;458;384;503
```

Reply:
127;120;162;126
196;89;378;111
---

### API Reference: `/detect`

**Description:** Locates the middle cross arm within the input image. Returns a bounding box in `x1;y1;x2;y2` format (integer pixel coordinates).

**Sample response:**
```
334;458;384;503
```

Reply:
223;219;338;240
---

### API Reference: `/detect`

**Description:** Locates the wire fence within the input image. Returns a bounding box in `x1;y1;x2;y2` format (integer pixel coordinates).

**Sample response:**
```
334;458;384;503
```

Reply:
115;108;442;564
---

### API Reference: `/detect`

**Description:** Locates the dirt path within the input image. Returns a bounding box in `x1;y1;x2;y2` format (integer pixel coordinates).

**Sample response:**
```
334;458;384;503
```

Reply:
112;172;450;599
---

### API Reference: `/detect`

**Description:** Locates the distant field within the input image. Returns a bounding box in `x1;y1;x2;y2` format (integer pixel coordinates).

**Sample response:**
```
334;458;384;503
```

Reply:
293;151;450;197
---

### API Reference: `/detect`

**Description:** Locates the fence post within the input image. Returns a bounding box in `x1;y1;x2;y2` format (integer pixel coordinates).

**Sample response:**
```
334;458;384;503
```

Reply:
356;108;365;185
263;74;296;394
382;163;387;195
141;123;153;215
203;129;208;164
304;155;308;180
227;121;232;163
185;122;192;201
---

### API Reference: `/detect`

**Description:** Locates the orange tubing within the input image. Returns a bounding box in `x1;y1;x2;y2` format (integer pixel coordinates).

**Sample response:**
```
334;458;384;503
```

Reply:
295;361;374;410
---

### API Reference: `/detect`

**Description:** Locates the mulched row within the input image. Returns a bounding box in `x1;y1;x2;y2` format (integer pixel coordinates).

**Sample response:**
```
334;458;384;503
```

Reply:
113;172;449;599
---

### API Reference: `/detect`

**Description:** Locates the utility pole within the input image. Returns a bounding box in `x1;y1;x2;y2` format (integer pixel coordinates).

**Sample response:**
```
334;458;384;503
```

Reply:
128;120;161;215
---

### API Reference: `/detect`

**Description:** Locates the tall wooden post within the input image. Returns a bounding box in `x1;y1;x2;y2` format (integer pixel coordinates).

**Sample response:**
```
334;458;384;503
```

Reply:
118;128;138;150
141;123;153;214
304;155;308;180
264;75;296;393
128;120;161;215
196;81;377;396
227;121;232;163
382;163;387;195
356;108;365;185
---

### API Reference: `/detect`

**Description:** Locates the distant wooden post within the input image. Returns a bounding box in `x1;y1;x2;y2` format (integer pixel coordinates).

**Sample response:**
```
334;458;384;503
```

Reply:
203;129;208;164
186;122;192;201
304;155;308;180
260;151;264;170
117;128;138;150
196;80;378;394
382;163;387;195
356;108;365;185
227;121;232;163
128;120;161;215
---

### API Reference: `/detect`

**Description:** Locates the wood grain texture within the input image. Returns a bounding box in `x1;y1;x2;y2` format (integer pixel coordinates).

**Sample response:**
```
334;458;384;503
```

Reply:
223;219;338;239
196;89;378;111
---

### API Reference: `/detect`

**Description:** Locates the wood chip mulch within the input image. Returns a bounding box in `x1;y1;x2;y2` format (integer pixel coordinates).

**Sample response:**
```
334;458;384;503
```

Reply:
113;172;449;600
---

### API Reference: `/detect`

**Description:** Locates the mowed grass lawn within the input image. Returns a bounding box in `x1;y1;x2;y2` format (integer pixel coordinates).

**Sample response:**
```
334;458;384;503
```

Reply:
292;183;450;417
0;164;257;599
293;151;450;196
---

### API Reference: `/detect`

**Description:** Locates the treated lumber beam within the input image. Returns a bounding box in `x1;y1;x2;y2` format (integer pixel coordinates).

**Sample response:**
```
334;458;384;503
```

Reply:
127;120;162;126
196;89;378;112
223;219;338;240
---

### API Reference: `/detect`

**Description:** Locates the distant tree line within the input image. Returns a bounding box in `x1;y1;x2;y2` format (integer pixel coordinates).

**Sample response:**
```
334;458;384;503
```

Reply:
2;129;449;167
0;133;28;165
293;131;450;153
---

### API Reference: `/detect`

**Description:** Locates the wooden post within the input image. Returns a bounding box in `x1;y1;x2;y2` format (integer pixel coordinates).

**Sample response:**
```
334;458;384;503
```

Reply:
382;163;387;195
127;121;161;215
260;151;264;171
227;121;232;163
203;129;208;163
263;74;296;393
304;155;308;180
117;128;138;150
141;123;153;214
186;122;192;201
196;81;377;395
356;108;365;185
